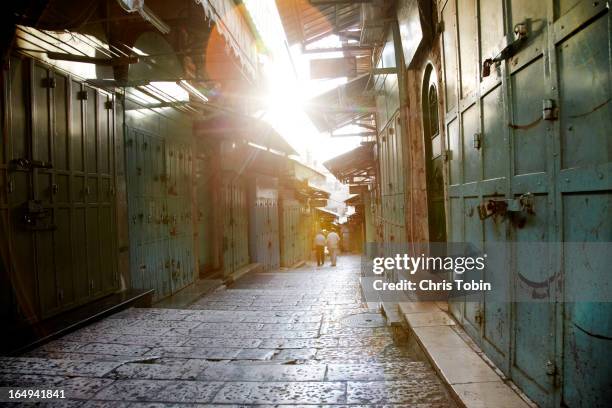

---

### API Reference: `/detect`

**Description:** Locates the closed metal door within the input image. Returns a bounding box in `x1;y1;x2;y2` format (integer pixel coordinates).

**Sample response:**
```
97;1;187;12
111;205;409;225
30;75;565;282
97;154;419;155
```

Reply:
280;200;300;267
125;121;195;301
196;155;214;273
6;57;118;320
165;142;194;293
221;173;249;275
442;0;611;406
555;5;611;406
126;129;169;299
233;178;249;272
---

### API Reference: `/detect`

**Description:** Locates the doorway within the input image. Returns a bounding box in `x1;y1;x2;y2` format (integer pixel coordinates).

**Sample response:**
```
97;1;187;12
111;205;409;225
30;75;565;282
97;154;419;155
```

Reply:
422;64;446;243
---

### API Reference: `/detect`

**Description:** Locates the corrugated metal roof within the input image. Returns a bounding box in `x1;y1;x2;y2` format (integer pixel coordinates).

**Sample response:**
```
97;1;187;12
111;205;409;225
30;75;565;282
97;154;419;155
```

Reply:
275;0;374;78
276;0;361;46
305;73;375;133
194;113;297;155
344;194;362;205
315;207;340;218
323;144;376;185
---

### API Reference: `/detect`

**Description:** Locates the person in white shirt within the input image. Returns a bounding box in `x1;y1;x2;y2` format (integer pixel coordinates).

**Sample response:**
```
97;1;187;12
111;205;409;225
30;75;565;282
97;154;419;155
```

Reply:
326;230;340;266
314;231;326;266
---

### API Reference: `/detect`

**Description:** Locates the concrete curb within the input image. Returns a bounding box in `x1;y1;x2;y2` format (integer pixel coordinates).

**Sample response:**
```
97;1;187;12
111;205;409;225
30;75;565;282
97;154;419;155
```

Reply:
397;301;536;408
223;263;263;286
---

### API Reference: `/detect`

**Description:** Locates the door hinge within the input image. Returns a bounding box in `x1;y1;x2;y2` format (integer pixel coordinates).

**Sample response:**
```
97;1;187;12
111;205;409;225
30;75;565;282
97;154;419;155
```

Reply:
77;90;88;100
543;99;558;121
443;150;453;162
105;100;114;110
473;133;482;149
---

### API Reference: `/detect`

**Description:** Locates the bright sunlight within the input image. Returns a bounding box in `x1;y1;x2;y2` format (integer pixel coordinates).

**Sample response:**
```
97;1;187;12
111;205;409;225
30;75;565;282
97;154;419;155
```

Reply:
244;0;362;168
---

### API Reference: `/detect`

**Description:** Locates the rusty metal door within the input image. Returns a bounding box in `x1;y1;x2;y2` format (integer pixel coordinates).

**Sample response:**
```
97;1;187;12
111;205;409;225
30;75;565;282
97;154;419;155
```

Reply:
5;56;119;320
555;3;611;406
126;128;170;299
196;154;214;273
249;176;280;271
221;172;249;276
125;107;196;301
280;199;300;267
442;0;611;406
233;177;249;272
165;141;194;293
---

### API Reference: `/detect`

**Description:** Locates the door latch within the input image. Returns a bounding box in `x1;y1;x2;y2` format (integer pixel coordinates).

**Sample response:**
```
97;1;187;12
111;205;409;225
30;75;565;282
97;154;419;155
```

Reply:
482;23;529;77
10;158;53;171
477;193;535;228
473;133;482;149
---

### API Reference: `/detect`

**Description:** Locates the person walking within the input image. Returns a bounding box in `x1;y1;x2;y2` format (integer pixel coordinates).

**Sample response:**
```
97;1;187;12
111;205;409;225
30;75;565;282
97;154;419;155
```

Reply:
314;231;326;266
326;229;340;267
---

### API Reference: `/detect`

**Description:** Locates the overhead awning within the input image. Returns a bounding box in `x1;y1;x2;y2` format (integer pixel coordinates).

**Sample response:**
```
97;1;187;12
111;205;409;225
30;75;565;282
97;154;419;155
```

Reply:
315;207;339;219
323;144;376;185
220;140;295;178
291;160;326;183
305;73;375;134
280;178;331;203
275;0;374;79
195;113;297;156
275;0;361;46
344;194;362;206
307;184;331;200
198;0;259;79
16;0;260;82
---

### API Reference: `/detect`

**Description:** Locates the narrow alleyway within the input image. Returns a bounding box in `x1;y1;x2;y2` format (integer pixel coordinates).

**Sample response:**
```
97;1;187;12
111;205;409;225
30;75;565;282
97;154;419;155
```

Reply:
1;255;455;406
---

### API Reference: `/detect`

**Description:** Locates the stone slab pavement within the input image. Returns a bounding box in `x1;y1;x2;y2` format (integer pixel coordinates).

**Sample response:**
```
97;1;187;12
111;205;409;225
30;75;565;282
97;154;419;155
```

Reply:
1;255;456;406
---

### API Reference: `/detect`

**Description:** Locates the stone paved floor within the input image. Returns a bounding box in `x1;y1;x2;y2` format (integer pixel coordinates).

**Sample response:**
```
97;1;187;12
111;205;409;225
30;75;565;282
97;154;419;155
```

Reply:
1;255;455;406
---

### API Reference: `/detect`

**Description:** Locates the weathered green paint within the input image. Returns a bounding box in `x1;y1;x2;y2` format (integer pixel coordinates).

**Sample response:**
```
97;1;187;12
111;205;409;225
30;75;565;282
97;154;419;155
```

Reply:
373;27;406;269
195;152;216;273
280;196;312;267
124;106;195;301
221;172;249;276
249;175;280;271
441;0;611;405
4;56;119;320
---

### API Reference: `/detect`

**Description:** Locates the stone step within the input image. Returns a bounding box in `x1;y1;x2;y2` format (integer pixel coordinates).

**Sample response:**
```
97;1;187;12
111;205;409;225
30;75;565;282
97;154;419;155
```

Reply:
397;301;535;408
